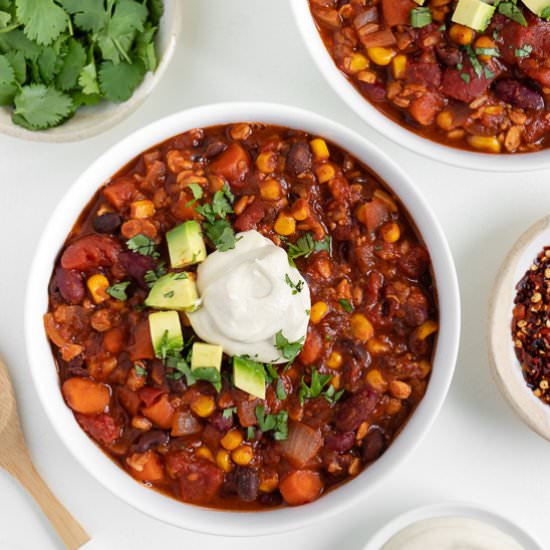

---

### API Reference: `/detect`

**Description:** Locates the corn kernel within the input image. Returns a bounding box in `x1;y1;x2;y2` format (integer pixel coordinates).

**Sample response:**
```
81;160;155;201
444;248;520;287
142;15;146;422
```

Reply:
221;429;243;451
349;52;369;73
130;199;155;219
310;301;328;324
87;274;110;304
231;445;254;466
259;178;281;200
216;449;233;473
356;70;377;84
351;313;374;341
474;35;496;62
467;135;502;153
380;222;400;243
392;54;407;79
259;471;279;493
367;338;391;355
356;421;369;440
290;199;309;221
367;47;396;66
386;398;402;415
196;446;214;461
419;359;432;379
415;320;438;341
449;23;474;45
326;351;343;369
310;138;330;161
366;369;387;392
315;163;335;183
436;110;454;131
190;395;216;418
256;151;277;173
274;213;296;236
389;380;412;400
131;416;152;431
330;373;341;390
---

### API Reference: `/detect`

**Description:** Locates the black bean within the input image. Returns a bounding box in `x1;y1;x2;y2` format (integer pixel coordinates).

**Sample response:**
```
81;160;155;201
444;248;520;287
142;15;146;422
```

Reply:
362;428;386;462
92;213;122;234
132;430;169;453
119;251;157;288
287;141;312;175
235;467;259;502
204;139;227;158
493;79;544;111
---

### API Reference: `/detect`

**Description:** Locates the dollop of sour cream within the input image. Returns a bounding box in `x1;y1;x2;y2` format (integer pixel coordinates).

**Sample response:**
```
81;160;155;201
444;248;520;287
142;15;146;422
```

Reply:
382;517;524;550
187;230;310;363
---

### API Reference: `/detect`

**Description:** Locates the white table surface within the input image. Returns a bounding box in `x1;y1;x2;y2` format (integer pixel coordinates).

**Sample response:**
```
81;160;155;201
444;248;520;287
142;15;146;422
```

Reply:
2;1;550;548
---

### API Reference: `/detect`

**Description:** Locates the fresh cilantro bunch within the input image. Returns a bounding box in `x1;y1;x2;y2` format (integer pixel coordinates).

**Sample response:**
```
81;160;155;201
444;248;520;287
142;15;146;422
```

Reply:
0;0;163;130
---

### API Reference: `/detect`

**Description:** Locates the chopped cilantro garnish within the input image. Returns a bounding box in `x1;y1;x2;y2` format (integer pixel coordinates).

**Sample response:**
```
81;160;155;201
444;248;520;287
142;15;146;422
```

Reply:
222;407;237;419
163;290;175;299
410;6;432;28
475;47;499;58
542;6;550;19
498;2;527;26
134;364;147;377
285;273;304;295
286;233;330;266
126;234;159;257
263;363;288;400
275;330;304;366
195;185;237;251
247;426;255;440
483;66;494;79
299;367;332;405
323;384;345;405
255;405;288;441
514;44;533;58
460;73;471;84
144;262;167;287
464;45;483;78
339;299;353;313
106;281;131;301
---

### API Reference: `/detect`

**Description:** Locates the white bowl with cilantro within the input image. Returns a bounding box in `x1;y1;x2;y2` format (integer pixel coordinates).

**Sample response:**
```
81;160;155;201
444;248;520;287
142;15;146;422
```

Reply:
0;0;181;141
25;102;460;536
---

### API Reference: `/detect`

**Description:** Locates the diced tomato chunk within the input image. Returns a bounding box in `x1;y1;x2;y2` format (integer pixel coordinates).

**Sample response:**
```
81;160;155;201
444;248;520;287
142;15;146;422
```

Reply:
299;328;322;366
381;0;416;26
177;459;224;504
357;199;389;232
209;142;251;189
441;65;493;104
76;413;120;444
103;176;137;209
61;235;121;272
405;62;442;89
128;321;155;361
142;393;175;429
279;470;323;506
233;201;267;232
138;386;166;407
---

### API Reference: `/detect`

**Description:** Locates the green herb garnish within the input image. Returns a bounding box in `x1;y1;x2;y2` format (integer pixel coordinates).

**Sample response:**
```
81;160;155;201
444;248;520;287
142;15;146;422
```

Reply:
299;367;332;405
464;45;483;78
144;261;167;287
255;405;288;441
275;330;304;367
514;43;533;58
285;273;304;295
339;299;353;313
106;280;130;301
126;234;159;257
323;384;345;405
195;185;237;251
222;406;237;419
286;232;330;266
410;6;432;28
498;1;527;26
134;363;147;377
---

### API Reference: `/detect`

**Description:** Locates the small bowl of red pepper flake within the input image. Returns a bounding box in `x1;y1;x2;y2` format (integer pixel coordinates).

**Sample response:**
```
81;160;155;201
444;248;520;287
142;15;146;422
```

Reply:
489;215;550;442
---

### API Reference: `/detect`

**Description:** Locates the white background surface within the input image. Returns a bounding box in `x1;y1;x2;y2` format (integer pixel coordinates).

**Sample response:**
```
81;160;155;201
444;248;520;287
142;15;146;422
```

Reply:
1;1;550;548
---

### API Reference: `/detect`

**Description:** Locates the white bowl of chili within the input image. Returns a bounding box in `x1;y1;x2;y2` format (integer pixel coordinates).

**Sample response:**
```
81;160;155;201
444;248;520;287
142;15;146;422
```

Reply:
0;0;182;143
291;0;550;172
25;102;460;535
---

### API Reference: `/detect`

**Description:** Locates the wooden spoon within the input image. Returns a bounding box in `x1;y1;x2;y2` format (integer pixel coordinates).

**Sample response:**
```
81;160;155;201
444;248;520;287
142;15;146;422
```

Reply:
0;356;90;549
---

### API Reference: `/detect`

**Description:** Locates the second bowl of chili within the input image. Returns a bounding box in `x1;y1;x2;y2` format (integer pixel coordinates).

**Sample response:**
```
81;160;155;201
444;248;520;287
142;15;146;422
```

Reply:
26;102;460;535
292;0;550;172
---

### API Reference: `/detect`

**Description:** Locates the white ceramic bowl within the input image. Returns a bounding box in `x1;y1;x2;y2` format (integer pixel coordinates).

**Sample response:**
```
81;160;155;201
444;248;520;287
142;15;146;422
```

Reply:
364;502;543;549
488;216;550;442
291;0;550;172
0;1;182;142
25;102;461;536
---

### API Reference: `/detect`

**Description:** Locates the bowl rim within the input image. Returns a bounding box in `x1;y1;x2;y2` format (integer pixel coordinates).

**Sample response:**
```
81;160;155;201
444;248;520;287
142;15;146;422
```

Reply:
363;502;544;549
0;0;183;143
25;102;461;536
290;0;550;173
487;215;550;442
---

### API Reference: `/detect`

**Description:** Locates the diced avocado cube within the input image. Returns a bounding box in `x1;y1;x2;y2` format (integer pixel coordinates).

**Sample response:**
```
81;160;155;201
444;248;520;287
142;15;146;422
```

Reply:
413;0;425;4
167;221;207;268
148;310;183;359
233;356;266;400
523;0;550;17
452;0;495;31
191;343;223;372
145;272;199;312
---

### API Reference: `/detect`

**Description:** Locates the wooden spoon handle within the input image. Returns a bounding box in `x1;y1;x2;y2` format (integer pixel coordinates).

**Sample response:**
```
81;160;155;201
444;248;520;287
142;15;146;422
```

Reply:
8;451;90;549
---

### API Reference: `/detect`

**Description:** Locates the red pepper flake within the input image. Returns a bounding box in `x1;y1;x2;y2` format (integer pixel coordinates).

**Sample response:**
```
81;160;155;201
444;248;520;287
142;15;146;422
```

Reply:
512;246;550;405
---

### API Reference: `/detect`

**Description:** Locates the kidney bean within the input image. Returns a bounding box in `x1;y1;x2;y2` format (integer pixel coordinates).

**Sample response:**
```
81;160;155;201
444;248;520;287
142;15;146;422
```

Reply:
132;430;169;453
362;428;386;462
92;213;122;234
119;251;157;288
54;267;84;304
286;141;312;175
204;139;227;158
435;44;462;67
325;431;356;452
235;467;260;502
334;388;378;431
209;410;234;432
493;79;545;111
233;201;267;232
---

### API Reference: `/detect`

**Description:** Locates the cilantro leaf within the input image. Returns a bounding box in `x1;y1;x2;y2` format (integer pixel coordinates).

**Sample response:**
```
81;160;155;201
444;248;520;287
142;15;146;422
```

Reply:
38;46;63;84
56;38;86;91
0;29;41;61
99;59;145;102
255;405;288;441
222;407;237;419
144;262;167;287
78;62;100;95
5;50;27;84
0;54;16;105
286;232;330;266
0;10;10;29
126;234;159;257
16;0;68;46
276;378;287;400
196;188;237;251
187;182;204;200
285;273;304;295
193;367;222;392
542;6;550;19
299;368;332;405
106;281;131;301
135;23;157;71
60;0;109;33
134;363;147;377
275;330;304;364
13;84;73;129
203;219;237;252
323;384;345;405
339;299;353;313
147;0;164;25
514;44;533;58
498;2;527;26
